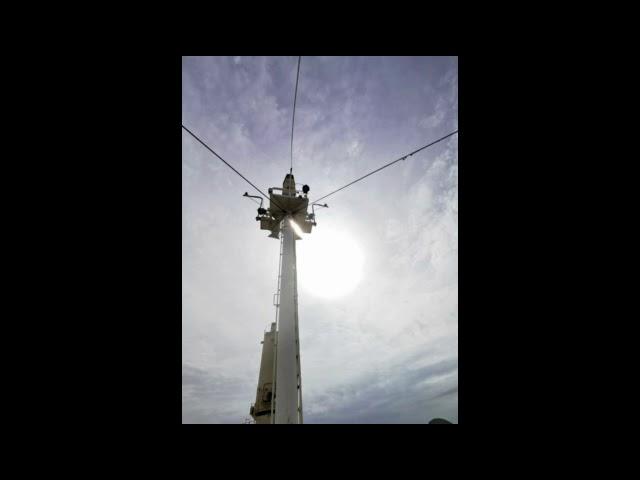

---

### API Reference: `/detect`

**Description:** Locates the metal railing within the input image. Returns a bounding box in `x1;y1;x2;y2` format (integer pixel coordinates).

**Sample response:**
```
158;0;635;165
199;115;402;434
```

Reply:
269;186;309;199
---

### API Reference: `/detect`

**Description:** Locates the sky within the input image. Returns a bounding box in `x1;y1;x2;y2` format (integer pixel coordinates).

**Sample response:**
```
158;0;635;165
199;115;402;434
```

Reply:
182;56;458;424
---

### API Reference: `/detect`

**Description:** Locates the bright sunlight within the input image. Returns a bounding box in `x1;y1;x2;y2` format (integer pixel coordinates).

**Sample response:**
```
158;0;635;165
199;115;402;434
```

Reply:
296;225;364;299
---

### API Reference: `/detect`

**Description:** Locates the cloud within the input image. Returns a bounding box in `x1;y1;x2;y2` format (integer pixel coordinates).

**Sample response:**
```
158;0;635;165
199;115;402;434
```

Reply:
304;354;458;423
418;96;448;130
182;363;255;424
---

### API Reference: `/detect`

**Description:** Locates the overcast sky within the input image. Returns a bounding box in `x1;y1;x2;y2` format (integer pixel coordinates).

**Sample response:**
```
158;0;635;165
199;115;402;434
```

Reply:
182;56;458;424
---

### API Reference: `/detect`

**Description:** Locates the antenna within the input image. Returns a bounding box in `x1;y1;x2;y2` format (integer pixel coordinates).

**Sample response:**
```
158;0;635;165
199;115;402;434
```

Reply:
290;56;302;174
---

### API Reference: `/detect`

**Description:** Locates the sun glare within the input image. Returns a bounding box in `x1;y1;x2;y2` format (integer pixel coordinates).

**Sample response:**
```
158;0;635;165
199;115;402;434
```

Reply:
297;226;364;299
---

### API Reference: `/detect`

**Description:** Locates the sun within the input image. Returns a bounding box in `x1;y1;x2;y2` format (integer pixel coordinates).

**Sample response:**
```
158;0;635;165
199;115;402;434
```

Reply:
296;226;364;299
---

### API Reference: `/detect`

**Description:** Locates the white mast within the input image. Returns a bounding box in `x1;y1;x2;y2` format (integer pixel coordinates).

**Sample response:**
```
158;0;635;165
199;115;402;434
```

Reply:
274;217;301;423
249;173;314;424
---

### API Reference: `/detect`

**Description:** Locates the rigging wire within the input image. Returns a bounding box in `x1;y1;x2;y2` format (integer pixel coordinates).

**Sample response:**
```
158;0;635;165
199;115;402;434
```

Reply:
311;129;459;204
290;56;301;174
182;124;287;212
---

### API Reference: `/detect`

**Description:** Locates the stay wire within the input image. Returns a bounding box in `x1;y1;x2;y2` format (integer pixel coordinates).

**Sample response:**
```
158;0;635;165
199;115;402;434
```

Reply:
290;56;301;174
312;129;459;204
181;124;287;212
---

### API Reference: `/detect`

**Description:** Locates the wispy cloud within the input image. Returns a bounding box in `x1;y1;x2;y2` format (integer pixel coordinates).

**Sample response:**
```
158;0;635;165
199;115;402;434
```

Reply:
182;364;254;424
